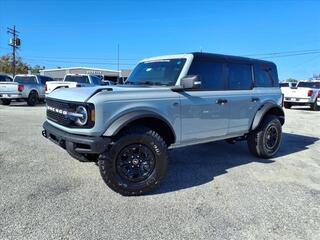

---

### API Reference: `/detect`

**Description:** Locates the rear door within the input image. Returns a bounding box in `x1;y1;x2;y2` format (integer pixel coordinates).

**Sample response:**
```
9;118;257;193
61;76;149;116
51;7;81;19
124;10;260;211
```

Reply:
225;62;255;135
180;58;230;142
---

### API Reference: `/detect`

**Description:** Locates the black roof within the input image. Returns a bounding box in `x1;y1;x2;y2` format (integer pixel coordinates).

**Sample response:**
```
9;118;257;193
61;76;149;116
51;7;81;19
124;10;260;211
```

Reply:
191;52;276;66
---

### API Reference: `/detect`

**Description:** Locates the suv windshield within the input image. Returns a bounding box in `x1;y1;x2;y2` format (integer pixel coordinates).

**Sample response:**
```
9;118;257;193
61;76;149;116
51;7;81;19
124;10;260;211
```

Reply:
65;75;89;84
126;58;186;86
298;82;320;88
14;76;37;83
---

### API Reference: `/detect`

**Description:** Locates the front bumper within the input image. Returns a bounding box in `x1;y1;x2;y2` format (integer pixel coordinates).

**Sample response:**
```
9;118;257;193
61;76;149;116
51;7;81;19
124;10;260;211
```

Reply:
42;121;110;161
0;93;23;99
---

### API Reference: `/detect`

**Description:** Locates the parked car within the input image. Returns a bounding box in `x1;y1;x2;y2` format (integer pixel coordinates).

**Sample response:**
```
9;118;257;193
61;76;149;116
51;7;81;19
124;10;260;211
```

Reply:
0;74;13;82
42;52;284;196
283;81;320;110
45;74;111;95
0;74;53;106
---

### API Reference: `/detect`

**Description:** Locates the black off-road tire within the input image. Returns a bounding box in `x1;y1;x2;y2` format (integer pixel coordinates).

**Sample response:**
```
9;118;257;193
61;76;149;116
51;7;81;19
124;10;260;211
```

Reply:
98;126;168;196
311;100;319;111
283;102;292;109
247;115;282;158
1;99;11;105
27;91;38;106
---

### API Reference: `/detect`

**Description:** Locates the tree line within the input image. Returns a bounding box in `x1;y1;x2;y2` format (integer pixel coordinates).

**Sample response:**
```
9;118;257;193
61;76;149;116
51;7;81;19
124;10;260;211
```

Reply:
0;54;45;74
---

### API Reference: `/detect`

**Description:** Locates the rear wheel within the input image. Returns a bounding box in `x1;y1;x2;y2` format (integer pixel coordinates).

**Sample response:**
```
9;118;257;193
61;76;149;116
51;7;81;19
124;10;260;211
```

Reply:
311;100;319;111
247;115;282;158
1;99;11;105
27;91;38;106
98;126;168;196
283;102;292;109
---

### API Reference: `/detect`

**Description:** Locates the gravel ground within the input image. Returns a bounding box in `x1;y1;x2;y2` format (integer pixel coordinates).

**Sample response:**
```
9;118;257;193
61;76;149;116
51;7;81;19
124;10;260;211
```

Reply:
0;102;319;240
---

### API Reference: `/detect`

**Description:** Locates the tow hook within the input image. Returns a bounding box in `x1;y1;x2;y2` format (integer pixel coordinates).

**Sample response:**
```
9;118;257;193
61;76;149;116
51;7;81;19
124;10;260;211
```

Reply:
42;130;47;138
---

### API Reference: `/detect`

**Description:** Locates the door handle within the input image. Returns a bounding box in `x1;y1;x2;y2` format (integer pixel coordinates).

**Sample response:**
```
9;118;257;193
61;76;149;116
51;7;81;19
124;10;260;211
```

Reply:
251;97;260;102
216;99;228;105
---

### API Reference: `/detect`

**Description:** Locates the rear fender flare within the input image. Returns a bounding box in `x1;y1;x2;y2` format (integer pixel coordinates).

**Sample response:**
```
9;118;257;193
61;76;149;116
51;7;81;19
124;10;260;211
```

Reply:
251;102;285;131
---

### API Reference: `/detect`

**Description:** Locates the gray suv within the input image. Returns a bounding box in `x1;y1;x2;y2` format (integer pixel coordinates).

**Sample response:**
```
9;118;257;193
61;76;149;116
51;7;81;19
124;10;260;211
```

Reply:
42;52;285;195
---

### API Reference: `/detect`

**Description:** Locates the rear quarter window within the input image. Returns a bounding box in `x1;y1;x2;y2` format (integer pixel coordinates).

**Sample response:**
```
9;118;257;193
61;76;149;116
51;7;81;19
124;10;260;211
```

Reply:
255;64;278;87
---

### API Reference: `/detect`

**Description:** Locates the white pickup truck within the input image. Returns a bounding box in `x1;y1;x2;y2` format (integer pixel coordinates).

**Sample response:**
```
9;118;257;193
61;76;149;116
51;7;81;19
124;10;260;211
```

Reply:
45;74;113;95
283;81;320;111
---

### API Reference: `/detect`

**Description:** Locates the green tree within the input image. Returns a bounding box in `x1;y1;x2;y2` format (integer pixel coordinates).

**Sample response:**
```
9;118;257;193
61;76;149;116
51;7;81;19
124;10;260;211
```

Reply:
30;65;45;74
0;54;29;74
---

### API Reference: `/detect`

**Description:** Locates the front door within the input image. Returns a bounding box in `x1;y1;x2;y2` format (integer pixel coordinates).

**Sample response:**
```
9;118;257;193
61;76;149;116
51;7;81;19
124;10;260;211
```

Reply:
180;91;229;143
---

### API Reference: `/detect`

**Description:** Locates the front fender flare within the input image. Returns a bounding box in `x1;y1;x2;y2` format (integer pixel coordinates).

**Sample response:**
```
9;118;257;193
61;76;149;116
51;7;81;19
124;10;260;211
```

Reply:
251;102;285;131
103;110;176;139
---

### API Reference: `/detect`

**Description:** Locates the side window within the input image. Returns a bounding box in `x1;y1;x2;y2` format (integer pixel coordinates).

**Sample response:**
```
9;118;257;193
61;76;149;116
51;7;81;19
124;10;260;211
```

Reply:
255;65;278;87
187;60;225;90
38;76;46;84
6;77;13;82
227;63;253;90
91;76;102;85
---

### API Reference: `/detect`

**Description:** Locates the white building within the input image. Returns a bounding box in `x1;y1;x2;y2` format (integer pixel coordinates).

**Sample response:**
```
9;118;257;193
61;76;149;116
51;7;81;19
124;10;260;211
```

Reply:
40;67;126;82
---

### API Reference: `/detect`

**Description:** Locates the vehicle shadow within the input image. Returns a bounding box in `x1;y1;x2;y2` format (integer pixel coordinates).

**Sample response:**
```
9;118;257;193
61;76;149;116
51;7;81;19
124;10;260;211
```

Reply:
1;101;46;107
152;132;319;195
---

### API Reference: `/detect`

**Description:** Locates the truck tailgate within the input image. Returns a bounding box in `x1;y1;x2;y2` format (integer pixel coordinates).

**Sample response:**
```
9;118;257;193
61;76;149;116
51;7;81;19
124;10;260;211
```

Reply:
284;87;311;98
0;82;18;93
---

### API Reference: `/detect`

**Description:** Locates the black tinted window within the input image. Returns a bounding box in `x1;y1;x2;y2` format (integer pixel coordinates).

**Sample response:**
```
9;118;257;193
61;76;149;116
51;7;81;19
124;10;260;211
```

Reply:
14;76;37;84
0;75;6;81
227;63;252;90
255;65;278;87
38;76;53;84
298;82;320;88
65;75;90;84
187;60;225;90
279;82;289;87
91;75;102;85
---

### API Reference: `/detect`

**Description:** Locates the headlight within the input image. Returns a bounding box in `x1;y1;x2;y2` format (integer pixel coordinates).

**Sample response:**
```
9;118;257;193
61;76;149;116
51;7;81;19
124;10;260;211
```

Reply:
74;106;88;126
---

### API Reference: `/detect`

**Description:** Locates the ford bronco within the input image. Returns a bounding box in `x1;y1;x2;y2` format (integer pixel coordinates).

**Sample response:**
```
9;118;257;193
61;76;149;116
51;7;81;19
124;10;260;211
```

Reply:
42;52;284;195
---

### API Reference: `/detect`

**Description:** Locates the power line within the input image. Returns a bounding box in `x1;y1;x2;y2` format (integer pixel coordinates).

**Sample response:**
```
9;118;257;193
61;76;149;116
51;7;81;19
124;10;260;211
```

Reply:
23;57;136;66
244;48;320;57
261;51;320;59
18;55;139;61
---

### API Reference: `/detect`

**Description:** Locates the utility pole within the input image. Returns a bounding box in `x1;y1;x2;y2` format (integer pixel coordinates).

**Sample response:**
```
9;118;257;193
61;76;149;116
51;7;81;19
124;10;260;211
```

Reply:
117;43;121;84
7;25;20;77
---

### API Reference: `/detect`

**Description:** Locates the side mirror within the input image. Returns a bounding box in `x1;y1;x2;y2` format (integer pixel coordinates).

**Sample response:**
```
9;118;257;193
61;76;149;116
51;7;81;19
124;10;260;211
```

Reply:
180;75;201;89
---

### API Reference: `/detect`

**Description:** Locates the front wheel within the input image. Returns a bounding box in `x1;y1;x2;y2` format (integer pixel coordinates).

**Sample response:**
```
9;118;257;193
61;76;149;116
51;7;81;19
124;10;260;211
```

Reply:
98;126;168;196
1;99;11;105
247;115;282;158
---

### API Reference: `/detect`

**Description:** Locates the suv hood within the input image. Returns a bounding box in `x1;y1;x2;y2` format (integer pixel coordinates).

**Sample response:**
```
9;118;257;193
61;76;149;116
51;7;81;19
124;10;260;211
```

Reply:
46;85;171;102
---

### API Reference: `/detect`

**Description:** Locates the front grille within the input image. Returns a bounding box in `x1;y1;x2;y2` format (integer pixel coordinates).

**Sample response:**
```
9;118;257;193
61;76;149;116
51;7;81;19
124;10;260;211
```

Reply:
46;99;77;127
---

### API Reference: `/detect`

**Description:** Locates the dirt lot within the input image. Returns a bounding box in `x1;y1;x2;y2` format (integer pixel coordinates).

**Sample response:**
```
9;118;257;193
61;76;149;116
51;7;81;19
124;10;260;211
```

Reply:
0;102;319;240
